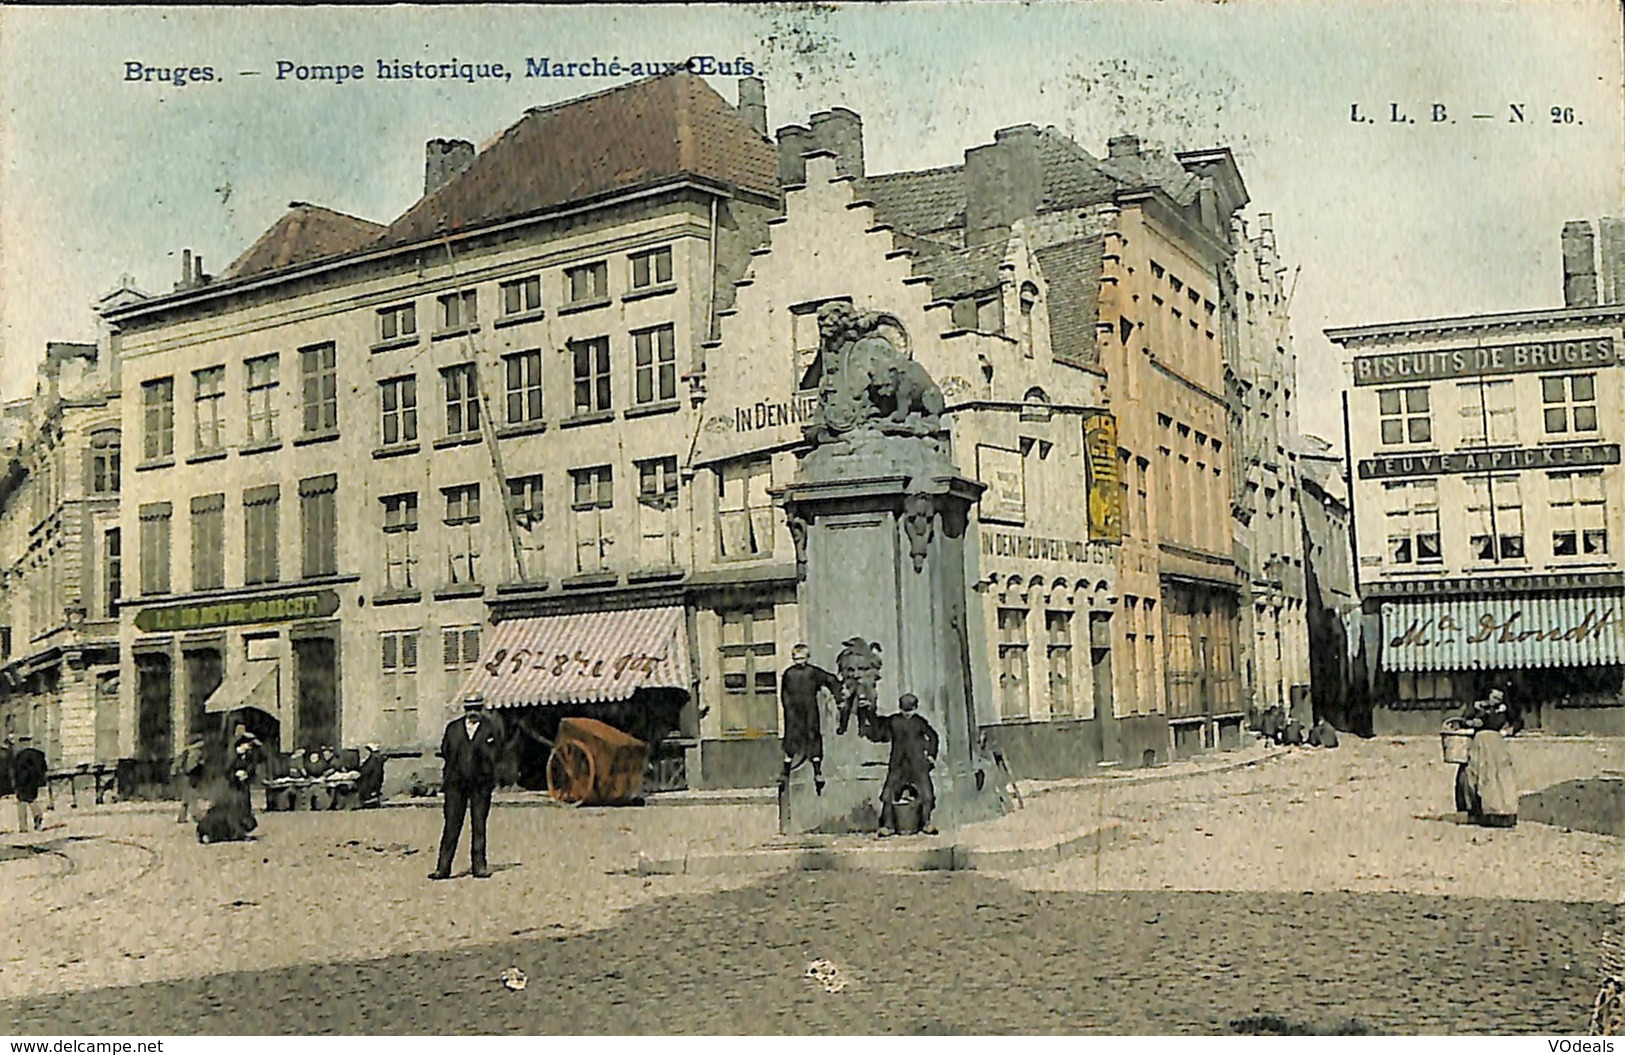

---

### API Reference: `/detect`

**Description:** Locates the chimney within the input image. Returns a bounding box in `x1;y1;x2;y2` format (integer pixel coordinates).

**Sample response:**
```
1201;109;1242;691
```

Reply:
425;138;476;197
738;77;767;137
1562;220;1599;308
193;255;205;287
1597;216;1625;305
1107;134;1142;159
809;108;864;178
179;248;193;291
964;125;1042;247
775;124;813;187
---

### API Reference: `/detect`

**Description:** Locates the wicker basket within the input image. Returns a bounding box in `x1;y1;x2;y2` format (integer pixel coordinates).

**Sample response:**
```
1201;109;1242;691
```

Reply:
1440;728;1473;764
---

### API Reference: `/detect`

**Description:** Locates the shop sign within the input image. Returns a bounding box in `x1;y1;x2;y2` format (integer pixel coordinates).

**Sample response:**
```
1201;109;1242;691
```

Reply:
482;647;665;680
731;392;820;433
981;529;1115;567
1083;412;1123;543
1365;571;1624;599
1379;594;1624;671
135;590;341;633
976;445;1025;525
1353;336;1618;386
1358;443;1619;479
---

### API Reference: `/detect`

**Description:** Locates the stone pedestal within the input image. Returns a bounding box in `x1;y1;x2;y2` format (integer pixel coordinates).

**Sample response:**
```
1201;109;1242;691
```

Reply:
776;433;1005;835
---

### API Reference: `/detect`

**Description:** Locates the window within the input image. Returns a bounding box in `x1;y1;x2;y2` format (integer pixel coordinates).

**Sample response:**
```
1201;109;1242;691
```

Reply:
1046;610;1074;718
1466;475;1524;562
381;493;419;593
997;607;1030;719
1542;374;1598;434
379;375;418;446
1377;386;1431;445
1395;672;1454;711
1382;480;1442;564
103;528;121;616
437;289;478;332
570;337;612;416
192;366;225;453
1457;379;1516;446
300;474;338;578
501;276;542;317
565;261;608;304
87;431;120;495
138;503;171;595
629;247;673;289
1551;470;1609;557
0;627;9;661
506;474;545;581
299;343;338;436
379;630;419;746
442;363;481;436
570;466;613;574
633;325;677;405
503;350;544;424
190;493;226;591
141;377;174;461
443;484;481;586
377;302;417;342
716;458;775;560
443;625;481;673
245;354;279;445
791;298;851;391
244;485;280;585
719;606;777;735
636;456;679;567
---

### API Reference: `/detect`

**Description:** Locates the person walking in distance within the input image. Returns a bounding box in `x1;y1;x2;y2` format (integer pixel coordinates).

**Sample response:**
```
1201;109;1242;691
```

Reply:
12;738;47;833
430;694;502;880
780;643;842;795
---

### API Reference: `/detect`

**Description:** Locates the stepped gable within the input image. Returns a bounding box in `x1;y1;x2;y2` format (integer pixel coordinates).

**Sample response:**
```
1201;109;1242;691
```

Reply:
911;238;1010;300
379;72;779;248
223;204;386;280
1034;237;1105;367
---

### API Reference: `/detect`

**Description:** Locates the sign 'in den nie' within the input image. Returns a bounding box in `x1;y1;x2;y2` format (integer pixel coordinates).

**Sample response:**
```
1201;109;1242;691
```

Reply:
1352;336;1618;385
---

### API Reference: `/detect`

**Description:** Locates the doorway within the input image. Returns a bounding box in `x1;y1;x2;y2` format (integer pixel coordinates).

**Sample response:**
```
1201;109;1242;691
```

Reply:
293;635;338;750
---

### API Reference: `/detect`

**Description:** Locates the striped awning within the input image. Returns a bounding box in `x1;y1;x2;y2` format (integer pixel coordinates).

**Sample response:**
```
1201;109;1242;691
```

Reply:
456;606;690;708
1380;592;1624;672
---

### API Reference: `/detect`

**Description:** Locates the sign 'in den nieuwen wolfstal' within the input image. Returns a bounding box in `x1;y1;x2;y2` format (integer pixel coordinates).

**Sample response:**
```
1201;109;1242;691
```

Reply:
1358;443;1620;479
1352;336;1618;385
134;590;341;633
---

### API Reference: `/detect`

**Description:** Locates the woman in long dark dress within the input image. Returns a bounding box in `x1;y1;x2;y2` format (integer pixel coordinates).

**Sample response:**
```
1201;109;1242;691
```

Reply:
198;733;261;843
1454;688;1519;827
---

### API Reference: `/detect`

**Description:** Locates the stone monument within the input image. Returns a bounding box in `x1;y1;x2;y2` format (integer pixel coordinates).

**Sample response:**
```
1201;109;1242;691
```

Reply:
775;302;1005;835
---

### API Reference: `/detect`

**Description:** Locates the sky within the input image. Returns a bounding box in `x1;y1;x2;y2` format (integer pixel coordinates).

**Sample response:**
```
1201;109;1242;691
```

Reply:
1;1;1621;441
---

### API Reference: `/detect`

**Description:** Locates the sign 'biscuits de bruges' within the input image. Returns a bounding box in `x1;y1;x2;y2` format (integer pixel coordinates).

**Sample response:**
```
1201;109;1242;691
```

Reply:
1358;443;1620;479
134;590;341;633
1353;336;1617;385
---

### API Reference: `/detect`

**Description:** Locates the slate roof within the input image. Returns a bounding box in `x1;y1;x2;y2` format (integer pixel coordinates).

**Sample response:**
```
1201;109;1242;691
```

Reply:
911;239;1010;300
1034;237;1105;367
1035;131;1128;210
223;204;386;281
379;73;778;248
861;165;966;245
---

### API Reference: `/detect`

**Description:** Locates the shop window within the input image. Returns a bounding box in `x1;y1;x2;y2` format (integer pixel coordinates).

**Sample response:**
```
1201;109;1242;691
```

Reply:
381;492;419;593
138;503;171;595
300;474;338;578
719;606;777;736
1377;386;1430;445
299;342;338;437
141;377;174;461
1046;610;1074;718
506;474;545;581
1395;672;1454;711
570;337;612;416
443;484;481;586
379;630;419;746
193;365;225;454
500;276;541;317
997;606;1030;719
629;247;673;290
1457;379;1516;446
716;458;774;561
635;456;679;568
1383;480;1441;564
1550;470;1609;557
443;625;481;673
1542;374;1598;434
379;375;418;447
244;485;280;586
633;325;677;405
565;261;608;305
442;363;480;438
570;466;613;574
503;350;543;424
1466;475;1524;562
191;493;226;591
245;354;280;445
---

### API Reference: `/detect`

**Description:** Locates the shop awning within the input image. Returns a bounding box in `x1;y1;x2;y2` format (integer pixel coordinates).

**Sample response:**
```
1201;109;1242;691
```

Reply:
456;606;690;708
1380;593;1624;672
204;660;281;716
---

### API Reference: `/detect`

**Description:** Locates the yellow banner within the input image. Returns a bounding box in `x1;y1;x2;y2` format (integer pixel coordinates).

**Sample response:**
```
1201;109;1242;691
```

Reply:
1083;412;1123;543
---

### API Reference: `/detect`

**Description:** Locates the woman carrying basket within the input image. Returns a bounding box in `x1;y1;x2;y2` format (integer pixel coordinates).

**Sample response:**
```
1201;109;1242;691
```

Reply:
1449;686;1520;828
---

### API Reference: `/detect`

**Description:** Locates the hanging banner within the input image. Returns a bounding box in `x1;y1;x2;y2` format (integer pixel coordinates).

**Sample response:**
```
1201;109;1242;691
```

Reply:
1083;412;1123;543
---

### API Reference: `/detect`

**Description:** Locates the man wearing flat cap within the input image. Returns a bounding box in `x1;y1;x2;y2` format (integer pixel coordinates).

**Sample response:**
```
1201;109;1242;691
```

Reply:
430;694;503;880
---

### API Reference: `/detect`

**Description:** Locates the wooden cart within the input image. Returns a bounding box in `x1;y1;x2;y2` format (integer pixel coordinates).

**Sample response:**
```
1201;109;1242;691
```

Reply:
546;717;648;805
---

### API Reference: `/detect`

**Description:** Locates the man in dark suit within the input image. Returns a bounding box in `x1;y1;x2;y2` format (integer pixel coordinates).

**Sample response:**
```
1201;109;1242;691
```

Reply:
430;694;503;880
870;694;940;837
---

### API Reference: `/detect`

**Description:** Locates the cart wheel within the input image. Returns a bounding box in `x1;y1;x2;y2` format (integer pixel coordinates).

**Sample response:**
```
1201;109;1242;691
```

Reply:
547;742;596;804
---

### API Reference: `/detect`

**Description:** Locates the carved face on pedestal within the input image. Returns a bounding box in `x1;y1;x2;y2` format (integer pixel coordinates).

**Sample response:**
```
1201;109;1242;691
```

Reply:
835;637;883;708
